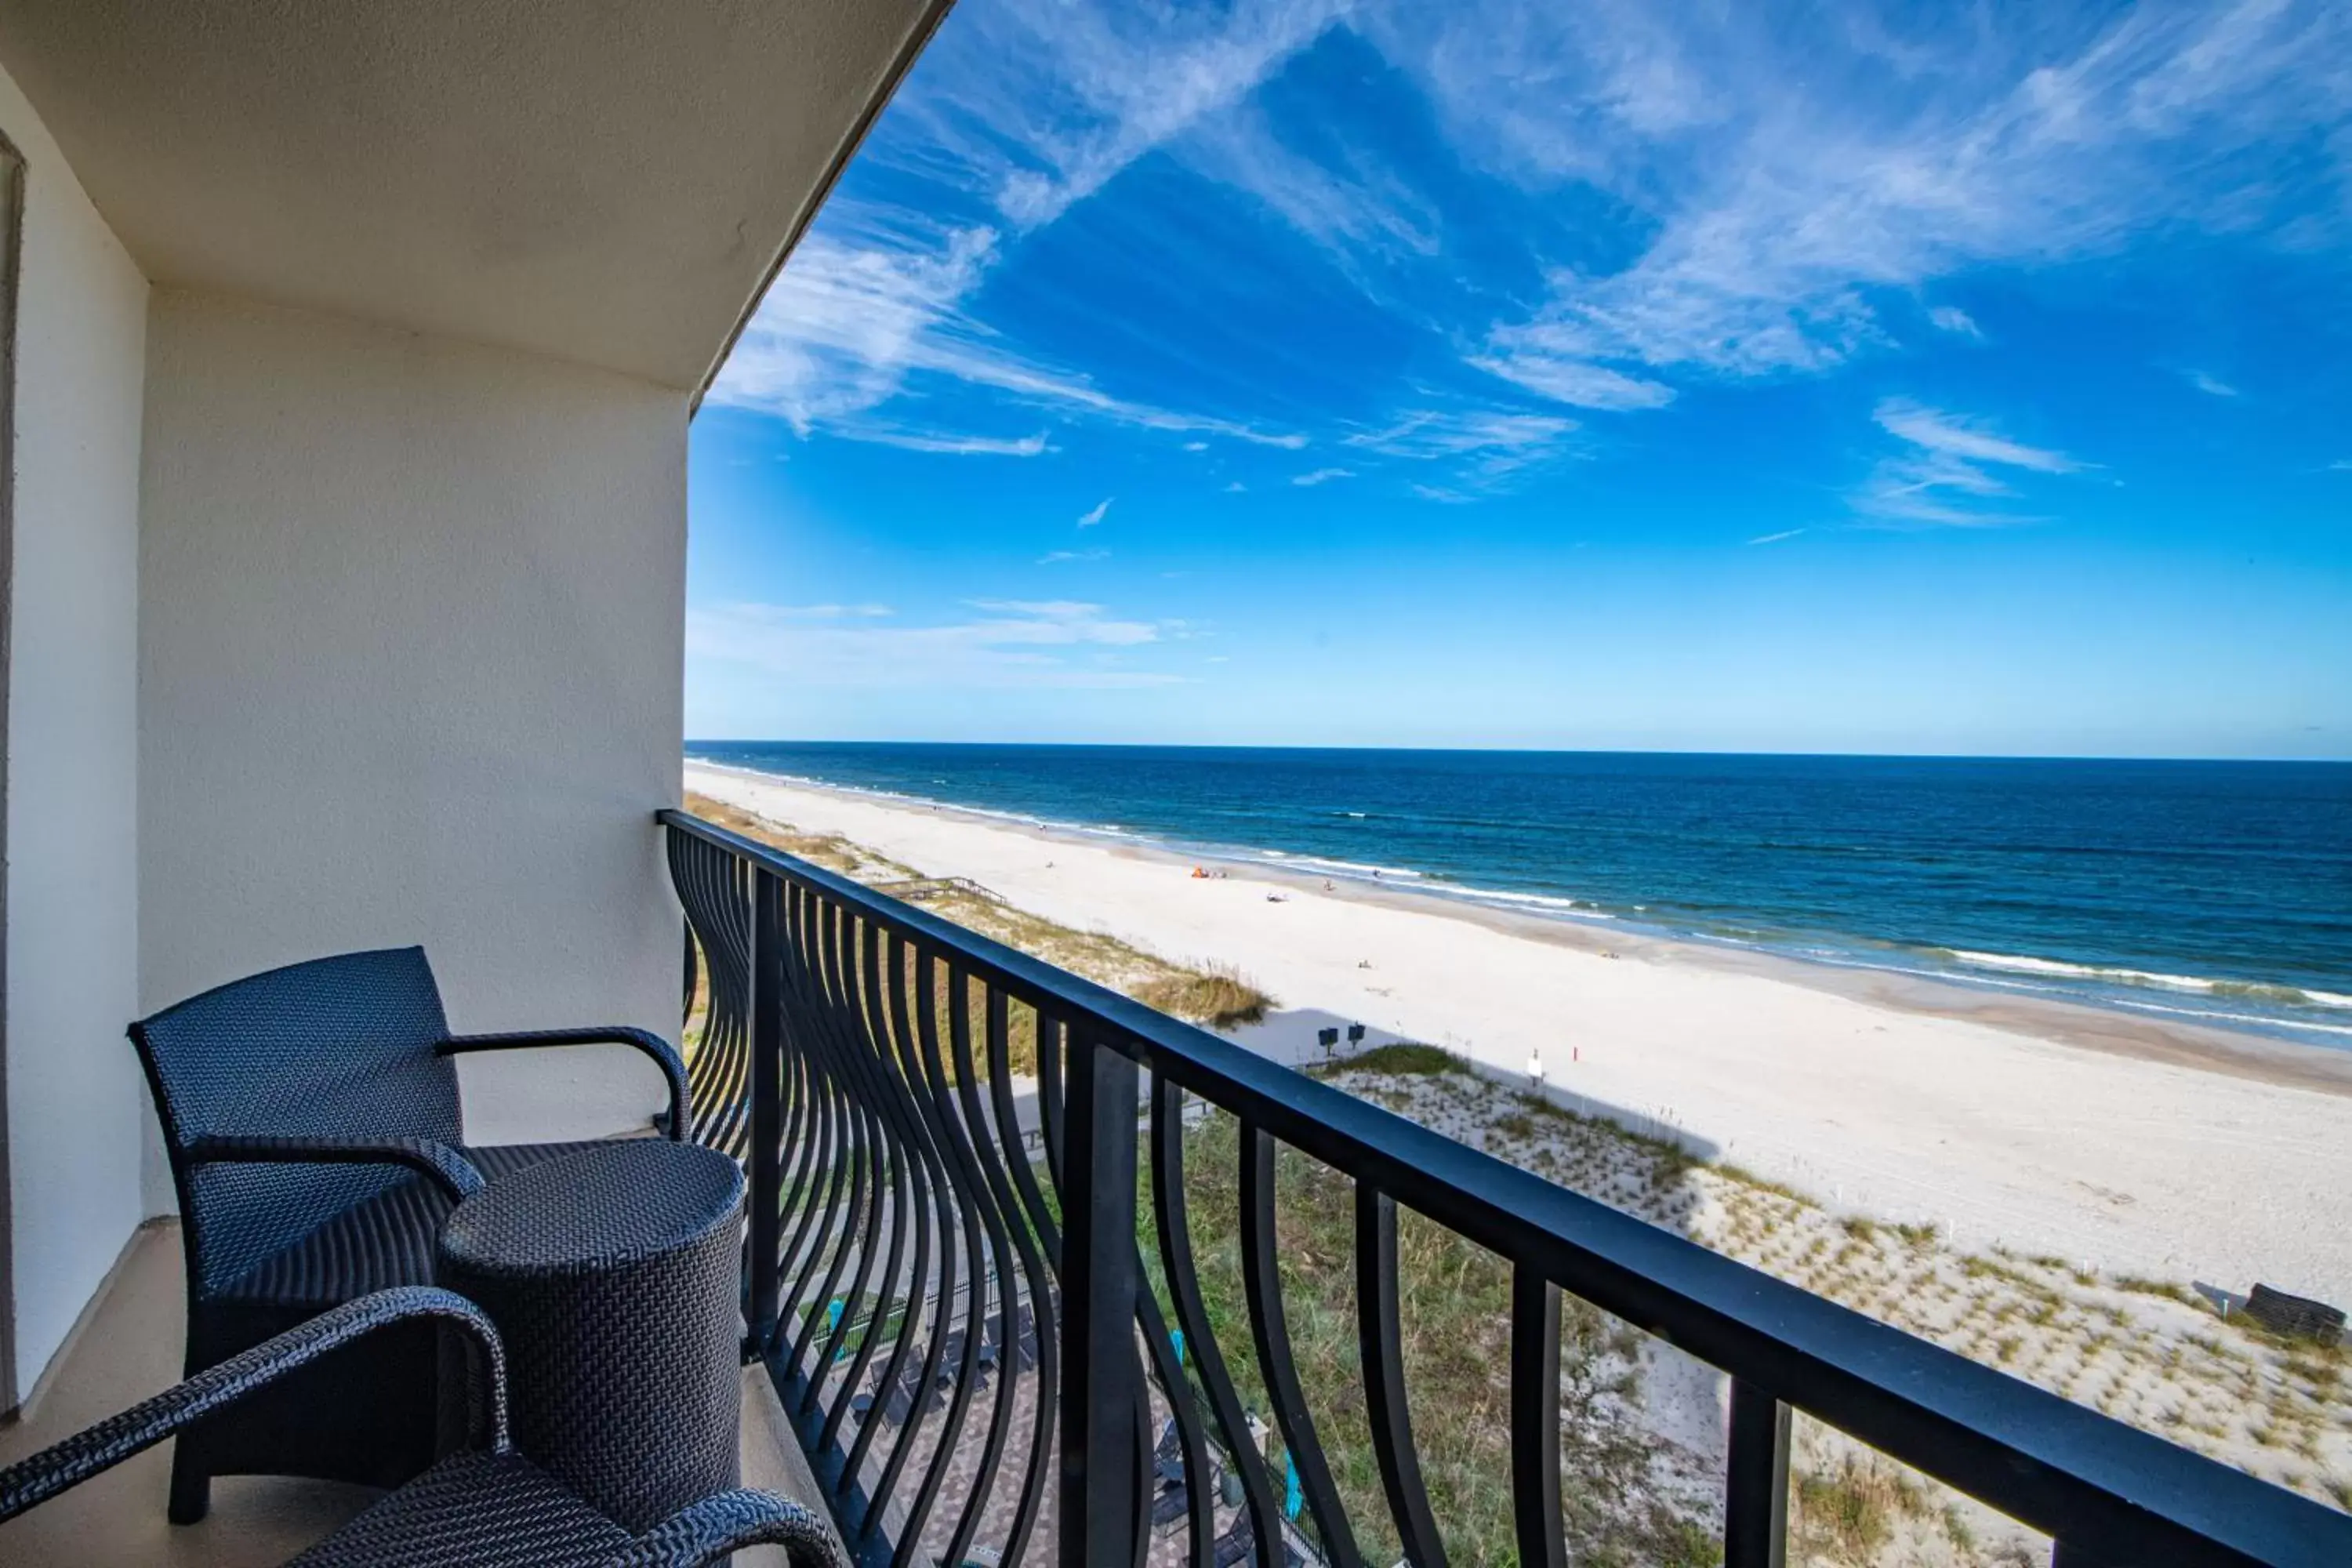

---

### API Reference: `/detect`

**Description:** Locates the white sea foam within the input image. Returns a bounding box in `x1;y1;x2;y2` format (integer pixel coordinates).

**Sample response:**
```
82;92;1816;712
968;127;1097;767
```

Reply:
1945;950;2352;1011
1258;850;1426;880
1451;887;1609;917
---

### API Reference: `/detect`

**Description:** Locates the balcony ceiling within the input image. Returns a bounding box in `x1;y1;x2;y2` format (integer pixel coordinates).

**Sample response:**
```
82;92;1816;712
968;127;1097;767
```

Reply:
0;0;946;391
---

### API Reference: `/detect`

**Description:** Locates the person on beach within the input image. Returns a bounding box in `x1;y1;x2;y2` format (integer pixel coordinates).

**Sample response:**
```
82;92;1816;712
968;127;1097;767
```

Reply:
1528;1048;1545;1091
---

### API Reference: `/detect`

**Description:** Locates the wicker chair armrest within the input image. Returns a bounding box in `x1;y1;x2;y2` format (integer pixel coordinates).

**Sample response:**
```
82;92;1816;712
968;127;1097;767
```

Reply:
0;1287;506;1526
602;1490;841;1568
438;1027;690;1141
185;1133;486;1202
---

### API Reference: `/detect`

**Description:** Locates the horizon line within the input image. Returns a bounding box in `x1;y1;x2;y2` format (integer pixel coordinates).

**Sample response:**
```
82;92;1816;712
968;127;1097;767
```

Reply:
684;739;2352;766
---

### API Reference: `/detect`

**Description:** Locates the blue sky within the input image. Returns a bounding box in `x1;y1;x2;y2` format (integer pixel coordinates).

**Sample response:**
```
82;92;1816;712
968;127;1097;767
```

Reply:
686;0;2352;757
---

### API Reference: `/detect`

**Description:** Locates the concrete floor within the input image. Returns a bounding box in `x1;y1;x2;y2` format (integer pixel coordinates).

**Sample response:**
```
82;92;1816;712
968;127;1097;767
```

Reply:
0;1221;837;1566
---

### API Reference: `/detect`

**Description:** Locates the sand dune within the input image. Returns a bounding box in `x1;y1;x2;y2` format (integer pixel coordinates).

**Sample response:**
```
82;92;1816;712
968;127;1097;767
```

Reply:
684;761;2352;1304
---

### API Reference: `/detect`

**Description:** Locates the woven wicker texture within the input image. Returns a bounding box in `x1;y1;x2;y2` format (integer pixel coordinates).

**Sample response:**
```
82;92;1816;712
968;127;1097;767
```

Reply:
440;1140;743;1275
223;1140;604;1308
286;1450;630;1567
0;1288;506;1527
3;1284;837;1568
132;948;461;1294
129;946;696;1512
604;1490;840;1568
438;1142;747;1534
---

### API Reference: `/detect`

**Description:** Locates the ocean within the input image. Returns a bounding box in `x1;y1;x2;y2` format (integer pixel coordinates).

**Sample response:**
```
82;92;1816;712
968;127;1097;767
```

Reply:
684;742;2352;1046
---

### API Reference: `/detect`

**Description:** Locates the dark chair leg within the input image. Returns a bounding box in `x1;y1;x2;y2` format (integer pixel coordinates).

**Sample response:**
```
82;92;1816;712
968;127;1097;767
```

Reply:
168;1444;209;1524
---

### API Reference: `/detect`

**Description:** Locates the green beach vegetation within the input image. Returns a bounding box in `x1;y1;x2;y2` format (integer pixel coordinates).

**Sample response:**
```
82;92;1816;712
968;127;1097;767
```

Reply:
684;791;1272;1062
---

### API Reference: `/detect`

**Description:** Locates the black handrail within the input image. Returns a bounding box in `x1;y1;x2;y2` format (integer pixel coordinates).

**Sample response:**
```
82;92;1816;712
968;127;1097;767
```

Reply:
659;806;2352;1568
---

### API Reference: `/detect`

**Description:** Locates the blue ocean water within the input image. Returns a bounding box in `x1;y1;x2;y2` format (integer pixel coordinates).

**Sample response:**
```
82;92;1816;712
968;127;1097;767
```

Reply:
686;742;2352;1045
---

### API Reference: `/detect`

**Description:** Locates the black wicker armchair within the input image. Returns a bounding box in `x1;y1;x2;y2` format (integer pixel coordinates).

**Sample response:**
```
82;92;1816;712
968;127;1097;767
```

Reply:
0;1288;837;1568
127;946;690;1520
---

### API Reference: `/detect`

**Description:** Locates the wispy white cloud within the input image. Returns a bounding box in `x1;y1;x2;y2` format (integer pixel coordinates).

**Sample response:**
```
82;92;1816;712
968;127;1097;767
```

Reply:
2184;369;2241;397
1348;409;1577;459
1747;528;1806;546
689;598;1181;690
855;426;1054;457
1873;400;2083;474
1345;407;1581;494
1040;548;1112;564
708;216;1309;447
1076;497;1112;527
708;0;1338;449
710;0;2349;475
1468;333;1677;411
1292;466;1354;486
766;603;896;619
1182;441;1210;452
982;0;1356;230
1377;0;2350;399
1855;398;2087;524
1927;306;1983;339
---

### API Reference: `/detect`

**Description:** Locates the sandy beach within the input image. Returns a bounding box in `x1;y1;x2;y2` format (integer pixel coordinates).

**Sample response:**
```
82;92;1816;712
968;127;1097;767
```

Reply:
685;761;2352;1304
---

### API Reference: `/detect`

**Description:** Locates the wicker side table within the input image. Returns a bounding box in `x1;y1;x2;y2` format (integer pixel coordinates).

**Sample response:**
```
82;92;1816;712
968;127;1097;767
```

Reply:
437;1140;745;1533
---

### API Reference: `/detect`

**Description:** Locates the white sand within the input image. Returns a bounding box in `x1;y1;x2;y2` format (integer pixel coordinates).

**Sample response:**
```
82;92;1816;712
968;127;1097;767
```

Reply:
686;763;2352;1304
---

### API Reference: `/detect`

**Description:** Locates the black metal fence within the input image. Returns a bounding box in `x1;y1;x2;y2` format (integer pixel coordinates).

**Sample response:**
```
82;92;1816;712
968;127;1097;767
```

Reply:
660;807;2350;1568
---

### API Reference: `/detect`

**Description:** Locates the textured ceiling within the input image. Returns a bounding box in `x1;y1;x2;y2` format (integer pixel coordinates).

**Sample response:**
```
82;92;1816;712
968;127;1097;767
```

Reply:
0;0;946;390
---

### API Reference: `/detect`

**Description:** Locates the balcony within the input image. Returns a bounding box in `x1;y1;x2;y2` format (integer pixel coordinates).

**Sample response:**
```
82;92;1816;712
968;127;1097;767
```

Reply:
659;807;2352;1568
0;808;2341;1565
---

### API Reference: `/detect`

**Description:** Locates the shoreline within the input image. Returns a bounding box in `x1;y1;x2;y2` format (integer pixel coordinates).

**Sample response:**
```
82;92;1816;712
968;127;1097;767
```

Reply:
684;760;2352;1300
692;760;2352;1097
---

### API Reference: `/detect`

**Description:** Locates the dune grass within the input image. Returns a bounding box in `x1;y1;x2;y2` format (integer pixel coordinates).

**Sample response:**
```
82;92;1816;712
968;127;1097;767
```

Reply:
1141;1103;1719;1568
682;792;1275;1042
1134;964;1274;1029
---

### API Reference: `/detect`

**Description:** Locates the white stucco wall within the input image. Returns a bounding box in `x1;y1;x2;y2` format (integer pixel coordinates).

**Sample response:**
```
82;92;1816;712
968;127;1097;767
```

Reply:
138;291;688;1171
2;56;150;1399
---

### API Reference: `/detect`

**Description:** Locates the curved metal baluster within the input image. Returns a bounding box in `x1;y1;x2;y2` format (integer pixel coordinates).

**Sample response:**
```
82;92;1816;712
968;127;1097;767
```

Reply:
946;979;1052;1566
1239;1120;1363;1568
779;883;844;1286
705;842;756;1156
767;878;832;1316
1357;1185;1448;1568
773;883;846;1368
716;845;758;1156
1134;1227;1214;1568
668;830;750;1154
1152;1080;1281;1568
891;949;1000;1567
837;917;933;1526
710;849;758;1156
1510;1268;1566;1568
1036;1013;1067;1195
779;989;851;1381
992;1002;1061;1273
665;832;717;1120
814;910;904;1453
798;899;889;1425
983;988;1058;1563
767;1004;824;1338
864;933;963;1557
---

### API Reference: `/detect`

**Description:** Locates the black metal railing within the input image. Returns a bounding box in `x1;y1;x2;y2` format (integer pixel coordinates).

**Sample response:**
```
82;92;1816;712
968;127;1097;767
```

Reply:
659;807;2350;1568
